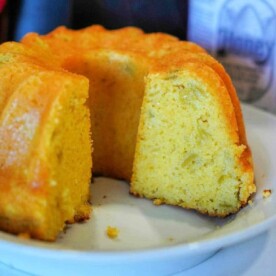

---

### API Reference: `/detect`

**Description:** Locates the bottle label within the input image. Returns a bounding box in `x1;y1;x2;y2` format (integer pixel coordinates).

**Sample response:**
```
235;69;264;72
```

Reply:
188;0;276;114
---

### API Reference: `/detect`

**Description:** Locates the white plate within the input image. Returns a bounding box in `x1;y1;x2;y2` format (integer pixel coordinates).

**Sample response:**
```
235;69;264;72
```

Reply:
0;104;276;276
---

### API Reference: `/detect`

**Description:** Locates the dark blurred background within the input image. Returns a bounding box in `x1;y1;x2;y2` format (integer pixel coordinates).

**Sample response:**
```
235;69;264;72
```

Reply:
0;0;188;42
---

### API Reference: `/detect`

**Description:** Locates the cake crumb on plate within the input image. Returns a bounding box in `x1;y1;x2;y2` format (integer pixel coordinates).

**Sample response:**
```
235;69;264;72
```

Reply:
18;232;30;239
106;226;119;239
263;189;272;198
153;199;163;206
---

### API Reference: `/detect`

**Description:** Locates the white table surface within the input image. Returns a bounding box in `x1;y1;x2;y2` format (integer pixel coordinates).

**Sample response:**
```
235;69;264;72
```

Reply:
0;224;275;276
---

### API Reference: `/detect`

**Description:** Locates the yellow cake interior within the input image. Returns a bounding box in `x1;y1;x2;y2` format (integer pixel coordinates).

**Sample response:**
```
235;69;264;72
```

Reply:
131;68;253;216
68;51;148;180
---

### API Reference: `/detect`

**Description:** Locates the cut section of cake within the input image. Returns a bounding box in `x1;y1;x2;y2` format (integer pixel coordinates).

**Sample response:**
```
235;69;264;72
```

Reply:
0;47;92;240
131;63;255;216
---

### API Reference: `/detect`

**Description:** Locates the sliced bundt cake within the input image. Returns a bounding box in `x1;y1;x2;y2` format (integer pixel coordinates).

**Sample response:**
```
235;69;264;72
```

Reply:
0;25;255;240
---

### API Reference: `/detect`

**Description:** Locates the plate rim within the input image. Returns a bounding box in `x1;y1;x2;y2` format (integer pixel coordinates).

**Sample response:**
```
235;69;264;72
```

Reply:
0;214;276;264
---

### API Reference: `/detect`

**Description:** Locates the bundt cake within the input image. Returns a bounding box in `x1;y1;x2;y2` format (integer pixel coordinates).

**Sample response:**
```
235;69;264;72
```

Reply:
0;25;255;240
